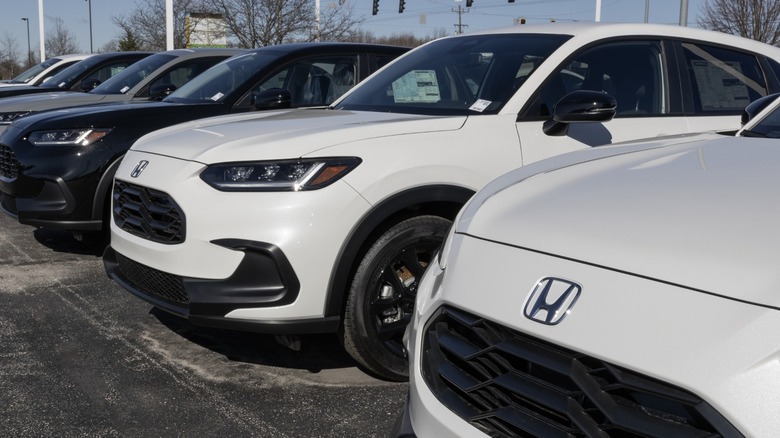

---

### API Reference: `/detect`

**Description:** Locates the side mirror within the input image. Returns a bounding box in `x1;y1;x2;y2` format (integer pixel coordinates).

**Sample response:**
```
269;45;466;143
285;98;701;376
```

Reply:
150;83;176;100
80;78;101;92
253;88;292;110
742;93;780;125
543;90;617;136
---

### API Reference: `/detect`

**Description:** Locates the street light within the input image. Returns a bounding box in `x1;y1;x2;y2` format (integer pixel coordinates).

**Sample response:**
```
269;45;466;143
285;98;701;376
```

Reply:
86;0;93;53
21;18;31;68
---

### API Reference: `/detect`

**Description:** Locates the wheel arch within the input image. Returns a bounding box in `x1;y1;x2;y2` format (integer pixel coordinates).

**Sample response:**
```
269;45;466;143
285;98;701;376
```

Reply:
324;184;475;319
91;154;125;225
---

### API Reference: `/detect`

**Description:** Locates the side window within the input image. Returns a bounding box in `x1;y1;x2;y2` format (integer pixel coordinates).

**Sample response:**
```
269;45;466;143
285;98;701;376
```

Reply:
247;55;358;107
376;55;397;69
82;61;133;86
682;43;766;114
530;40;665;118
142;58;224;98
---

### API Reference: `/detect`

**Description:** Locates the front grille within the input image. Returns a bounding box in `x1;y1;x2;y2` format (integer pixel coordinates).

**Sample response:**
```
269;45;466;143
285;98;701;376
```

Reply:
421;306;741;437
115;252;188;306
0;144;19;179
113;180;185;244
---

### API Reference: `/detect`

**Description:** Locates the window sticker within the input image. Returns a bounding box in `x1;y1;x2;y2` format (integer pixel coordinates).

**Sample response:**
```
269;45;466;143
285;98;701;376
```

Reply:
469;99;491;112
210;92;224;101
392;70;441;103
120;86;130;93
691;59;750;110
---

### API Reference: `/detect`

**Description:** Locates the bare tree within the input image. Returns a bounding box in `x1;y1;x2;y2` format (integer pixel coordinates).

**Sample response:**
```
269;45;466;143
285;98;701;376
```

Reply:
345;28;448;47
209;0;364;47
699;0;780;45
114;0;366;50
99;39;120;53
113;0;210;50
46;17;81;56
312;1;365;42
0;33;22;79
211;0;309;47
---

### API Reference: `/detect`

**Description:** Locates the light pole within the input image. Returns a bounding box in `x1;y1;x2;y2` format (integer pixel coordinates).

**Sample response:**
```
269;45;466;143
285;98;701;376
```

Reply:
21;18;31;68
86;0;93;53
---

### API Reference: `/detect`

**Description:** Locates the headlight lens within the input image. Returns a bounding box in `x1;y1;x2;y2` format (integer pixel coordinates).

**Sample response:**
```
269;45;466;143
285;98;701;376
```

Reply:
200;157;361;191
27;128;111;146
0;111;31;123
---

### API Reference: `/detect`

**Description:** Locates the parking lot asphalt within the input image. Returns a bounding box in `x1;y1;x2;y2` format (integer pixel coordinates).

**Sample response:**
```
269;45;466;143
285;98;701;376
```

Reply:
0;213;407;437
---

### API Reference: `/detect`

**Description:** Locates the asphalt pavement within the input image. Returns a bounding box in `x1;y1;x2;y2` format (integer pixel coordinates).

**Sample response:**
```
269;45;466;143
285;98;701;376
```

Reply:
0;213;407;437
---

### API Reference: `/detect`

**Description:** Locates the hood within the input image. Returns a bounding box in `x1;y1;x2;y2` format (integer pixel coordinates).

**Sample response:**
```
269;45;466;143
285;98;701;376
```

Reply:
7;101;201;132
131;108;467;163
0;91;108;112
461;133;780;308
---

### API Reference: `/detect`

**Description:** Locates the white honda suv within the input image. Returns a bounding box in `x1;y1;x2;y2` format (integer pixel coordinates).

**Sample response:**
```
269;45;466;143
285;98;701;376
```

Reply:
395;93;780;437
104;23;780;381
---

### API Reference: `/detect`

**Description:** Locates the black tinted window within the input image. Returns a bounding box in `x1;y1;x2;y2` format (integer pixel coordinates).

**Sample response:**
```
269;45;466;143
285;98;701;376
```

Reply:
527;40;665;118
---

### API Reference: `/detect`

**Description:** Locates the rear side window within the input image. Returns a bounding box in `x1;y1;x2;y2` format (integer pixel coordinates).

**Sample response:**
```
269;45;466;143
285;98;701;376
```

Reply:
681;42;766;114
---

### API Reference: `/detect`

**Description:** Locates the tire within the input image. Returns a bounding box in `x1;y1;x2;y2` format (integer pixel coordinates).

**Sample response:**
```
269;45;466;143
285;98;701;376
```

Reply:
343;215;452;381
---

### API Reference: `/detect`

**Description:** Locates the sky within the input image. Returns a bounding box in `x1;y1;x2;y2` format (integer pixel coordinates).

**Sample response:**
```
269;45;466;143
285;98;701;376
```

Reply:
2;0;708;57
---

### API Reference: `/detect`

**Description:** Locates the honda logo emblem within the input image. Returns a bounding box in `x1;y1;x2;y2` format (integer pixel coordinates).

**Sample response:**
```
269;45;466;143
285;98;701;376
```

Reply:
130;160;148;178
524;277;582;325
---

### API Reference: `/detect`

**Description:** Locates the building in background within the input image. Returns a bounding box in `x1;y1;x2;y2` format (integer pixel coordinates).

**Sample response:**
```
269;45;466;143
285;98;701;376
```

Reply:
186;13;227;48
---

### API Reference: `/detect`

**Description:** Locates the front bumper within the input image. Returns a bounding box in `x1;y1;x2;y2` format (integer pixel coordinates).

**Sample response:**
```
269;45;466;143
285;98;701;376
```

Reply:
104;243;340;334
0;140;112;230
107;149;372;331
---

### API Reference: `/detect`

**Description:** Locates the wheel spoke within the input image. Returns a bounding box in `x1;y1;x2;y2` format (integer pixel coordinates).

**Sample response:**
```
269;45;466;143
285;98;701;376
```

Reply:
376;316;411;342
399;247;427;279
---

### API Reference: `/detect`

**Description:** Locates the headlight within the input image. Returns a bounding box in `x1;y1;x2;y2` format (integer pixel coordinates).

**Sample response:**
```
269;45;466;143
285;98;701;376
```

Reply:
0;111;31;123
27;128;111;146
200;157;361;192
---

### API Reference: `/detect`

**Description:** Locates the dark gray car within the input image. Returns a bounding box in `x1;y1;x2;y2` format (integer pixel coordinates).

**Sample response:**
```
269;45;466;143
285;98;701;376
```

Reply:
0;49;245;132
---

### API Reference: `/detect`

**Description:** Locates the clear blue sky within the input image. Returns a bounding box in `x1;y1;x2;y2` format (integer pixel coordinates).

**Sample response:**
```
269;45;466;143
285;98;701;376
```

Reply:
2;0;708;56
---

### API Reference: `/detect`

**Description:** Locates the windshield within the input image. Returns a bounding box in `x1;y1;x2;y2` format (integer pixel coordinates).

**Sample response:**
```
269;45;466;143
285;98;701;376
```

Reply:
165;52;279;103
39;55;120;89
334;34;569;116
91;53;177;95
743;103;780;137
9;58;62;84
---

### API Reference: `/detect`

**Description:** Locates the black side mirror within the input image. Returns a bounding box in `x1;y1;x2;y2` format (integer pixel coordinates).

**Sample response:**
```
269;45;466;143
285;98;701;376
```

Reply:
742;93;780;125
150;83;176;100
543;90;617;136
80;78;101;92
253;88;292;111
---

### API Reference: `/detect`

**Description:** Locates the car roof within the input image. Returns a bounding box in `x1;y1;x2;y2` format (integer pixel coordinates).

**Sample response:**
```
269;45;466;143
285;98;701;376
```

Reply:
154;48;248;58
244;42;410;55
48;53;92;61
465;22;780;56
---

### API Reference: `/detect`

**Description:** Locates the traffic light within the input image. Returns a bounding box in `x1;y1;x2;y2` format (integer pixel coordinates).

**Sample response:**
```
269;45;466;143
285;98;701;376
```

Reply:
466;0;473;6
399;0;405;13
372;0;379;15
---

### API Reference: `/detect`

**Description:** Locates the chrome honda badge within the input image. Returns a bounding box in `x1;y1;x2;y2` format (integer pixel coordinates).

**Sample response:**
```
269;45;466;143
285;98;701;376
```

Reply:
524;277;582;325
130;160;149;178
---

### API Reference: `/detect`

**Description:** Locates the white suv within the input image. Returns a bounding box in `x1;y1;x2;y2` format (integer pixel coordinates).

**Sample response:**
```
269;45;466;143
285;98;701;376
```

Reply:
395;94;780;437
104;23;780;381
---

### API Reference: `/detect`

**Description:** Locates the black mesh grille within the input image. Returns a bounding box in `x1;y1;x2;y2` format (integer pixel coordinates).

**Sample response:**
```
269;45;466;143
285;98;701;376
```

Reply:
421;306;741;438
113;180;185;244
115;252;188;306
0;144;19;179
